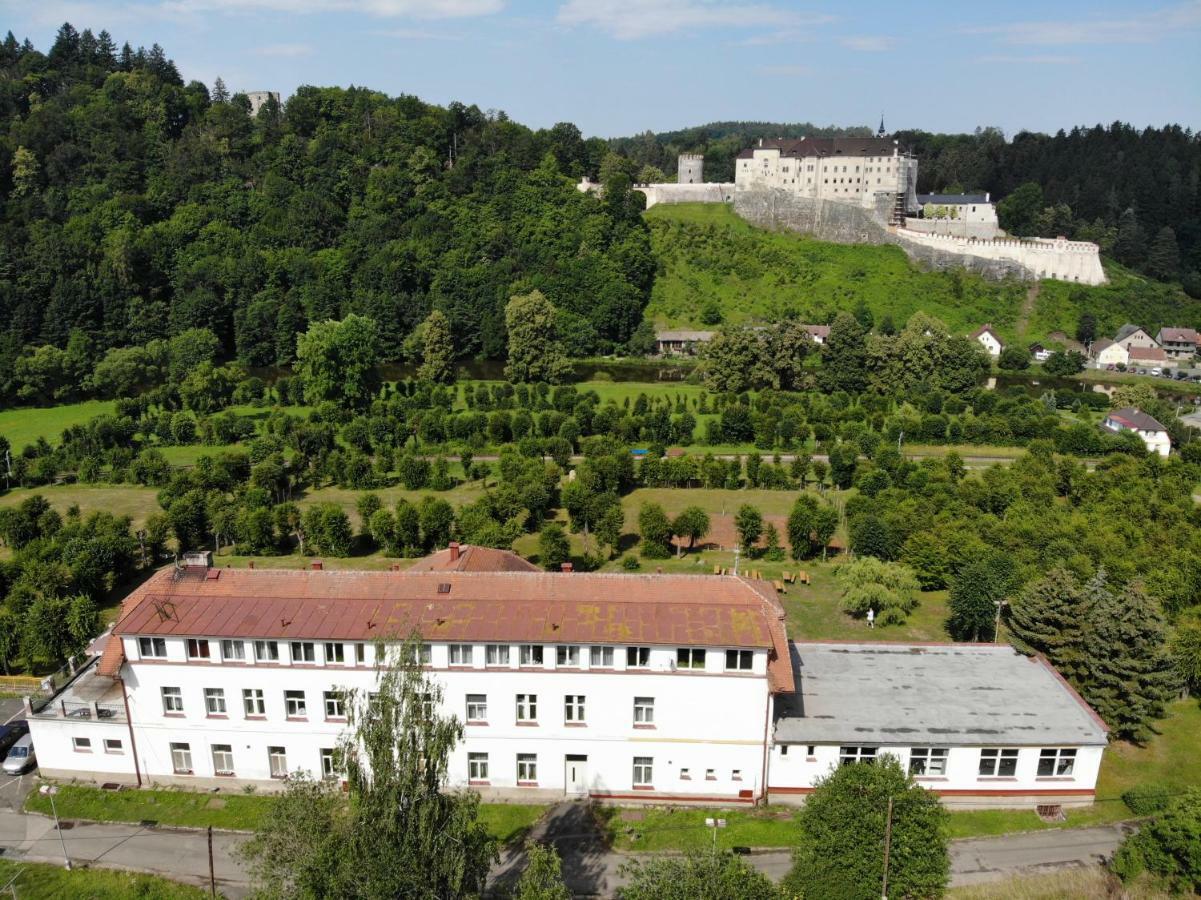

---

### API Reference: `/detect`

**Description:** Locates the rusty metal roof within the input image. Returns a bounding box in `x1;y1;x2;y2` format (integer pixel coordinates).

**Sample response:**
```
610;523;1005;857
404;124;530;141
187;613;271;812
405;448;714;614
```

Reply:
109;567;794;691
406;545;540;573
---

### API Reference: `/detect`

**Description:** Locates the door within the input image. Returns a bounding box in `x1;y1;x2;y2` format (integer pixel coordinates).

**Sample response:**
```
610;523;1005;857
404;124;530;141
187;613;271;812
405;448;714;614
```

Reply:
565;755;588;796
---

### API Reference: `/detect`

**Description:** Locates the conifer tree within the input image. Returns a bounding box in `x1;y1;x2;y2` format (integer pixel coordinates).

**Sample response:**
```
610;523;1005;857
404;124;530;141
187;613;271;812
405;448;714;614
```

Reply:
1006;566;1092;683
418;309;456;384
1080;582;1177;742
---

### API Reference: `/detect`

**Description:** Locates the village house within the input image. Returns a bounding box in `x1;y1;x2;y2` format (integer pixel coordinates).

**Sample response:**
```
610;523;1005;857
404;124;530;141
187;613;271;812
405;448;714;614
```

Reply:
654;330;713;356
802;324;830;345
1090;339;1128;368
971;324;1005;358
1113;324;1159;353
1128;346;1171;369
27;551;1110;810
1101;407;1171;457
1156;327;1199;362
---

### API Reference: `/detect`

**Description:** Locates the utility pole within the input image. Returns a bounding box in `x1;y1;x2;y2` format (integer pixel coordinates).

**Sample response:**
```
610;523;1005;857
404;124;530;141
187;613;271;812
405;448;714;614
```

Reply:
880;796;894;900
208;825;216;897
40;785;70;870
993;599;1009;643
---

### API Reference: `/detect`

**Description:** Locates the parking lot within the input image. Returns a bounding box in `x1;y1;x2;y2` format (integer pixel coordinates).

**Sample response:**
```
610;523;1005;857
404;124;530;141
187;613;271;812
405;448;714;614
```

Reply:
0;698;36;812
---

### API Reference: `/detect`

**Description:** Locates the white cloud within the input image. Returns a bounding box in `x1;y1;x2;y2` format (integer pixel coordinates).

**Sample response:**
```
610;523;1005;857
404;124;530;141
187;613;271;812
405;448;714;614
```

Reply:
255;43;315;56
978;54;1080;65
964;0;1201;45
557;0;800;40
839;35;892;52
738;22;833;45
160;0;504;19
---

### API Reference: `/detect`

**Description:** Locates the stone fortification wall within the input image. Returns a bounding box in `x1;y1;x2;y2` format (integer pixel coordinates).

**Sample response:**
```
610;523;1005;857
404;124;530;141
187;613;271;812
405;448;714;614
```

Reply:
635;183;735;209
903;217;999;241
734;188;1105;285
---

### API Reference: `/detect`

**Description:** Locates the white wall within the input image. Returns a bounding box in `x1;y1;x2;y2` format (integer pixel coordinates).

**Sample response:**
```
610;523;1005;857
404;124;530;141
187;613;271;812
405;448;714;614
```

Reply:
895;229;1106;285
767;743;1104;808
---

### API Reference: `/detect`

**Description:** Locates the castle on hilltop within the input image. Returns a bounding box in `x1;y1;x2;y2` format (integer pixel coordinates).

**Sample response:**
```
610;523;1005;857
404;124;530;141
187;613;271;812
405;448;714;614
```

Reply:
618;125;1106;286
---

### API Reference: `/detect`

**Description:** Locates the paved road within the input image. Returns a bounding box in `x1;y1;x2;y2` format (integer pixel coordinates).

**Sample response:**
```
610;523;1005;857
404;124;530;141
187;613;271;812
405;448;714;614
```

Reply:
0;798;1129;898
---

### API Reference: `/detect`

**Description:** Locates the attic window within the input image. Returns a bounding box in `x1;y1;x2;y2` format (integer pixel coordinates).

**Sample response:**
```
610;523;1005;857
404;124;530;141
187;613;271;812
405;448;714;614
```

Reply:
437;583;452;594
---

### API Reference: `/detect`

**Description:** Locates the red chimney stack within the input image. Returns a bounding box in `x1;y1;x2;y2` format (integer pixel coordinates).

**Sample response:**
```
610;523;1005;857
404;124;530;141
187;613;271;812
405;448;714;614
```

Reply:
560;562;574;573
311;560;323;571
449;542;461;562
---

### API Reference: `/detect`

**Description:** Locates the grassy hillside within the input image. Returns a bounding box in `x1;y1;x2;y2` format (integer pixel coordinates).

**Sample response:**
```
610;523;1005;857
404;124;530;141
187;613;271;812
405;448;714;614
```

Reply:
645;204;1201;344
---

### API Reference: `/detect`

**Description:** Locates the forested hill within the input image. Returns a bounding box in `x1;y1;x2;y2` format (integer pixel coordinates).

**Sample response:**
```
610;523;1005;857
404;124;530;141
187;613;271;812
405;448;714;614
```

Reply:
0;25;652;402
615;122;1201;294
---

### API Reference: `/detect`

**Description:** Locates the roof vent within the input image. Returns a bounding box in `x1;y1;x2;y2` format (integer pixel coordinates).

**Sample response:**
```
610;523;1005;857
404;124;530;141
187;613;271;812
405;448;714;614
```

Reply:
560;562;574;573
311;561;323;571
437;583;452;594
205;569;220;581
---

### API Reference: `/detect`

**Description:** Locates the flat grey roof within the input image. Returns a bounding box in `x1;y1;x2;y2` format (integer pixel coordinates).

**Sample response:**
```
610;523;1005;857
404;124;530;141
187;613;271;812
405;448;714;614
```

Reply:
774;642;1108;747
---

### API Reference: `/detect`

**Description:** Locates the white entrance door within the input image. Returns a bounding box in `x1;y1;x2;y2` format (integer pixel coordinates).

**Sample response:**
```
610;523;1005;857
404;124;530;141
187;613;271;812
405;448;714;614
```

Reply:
565;755;588;796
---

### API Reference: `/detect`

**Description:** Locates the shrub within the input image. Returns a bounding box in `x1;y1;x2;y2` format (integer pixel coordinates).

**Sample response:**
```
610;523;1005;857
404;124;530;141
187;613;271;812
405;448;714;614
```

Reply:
621;555;641;571
1122;784;1173;816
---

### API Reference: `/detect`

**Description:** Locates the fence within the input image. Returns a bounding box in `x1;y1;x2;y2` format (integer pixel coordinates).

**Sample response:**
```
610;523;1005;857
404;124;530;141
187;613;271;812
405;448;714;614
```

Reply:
0;675;42;695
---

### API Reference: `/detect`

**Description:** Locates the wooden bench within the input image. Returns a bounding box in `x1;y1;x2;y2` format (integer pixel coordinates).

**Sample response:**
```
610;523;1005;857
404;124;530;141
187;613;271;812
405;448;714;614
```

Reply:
796;570;811;585
772;580;786;593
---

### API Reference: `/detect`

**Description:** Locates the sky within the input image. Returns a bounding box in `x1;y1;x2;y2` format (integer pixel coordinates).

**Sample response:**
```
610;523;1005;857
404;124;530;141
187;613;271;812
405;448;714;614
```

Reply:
3;0;1200;138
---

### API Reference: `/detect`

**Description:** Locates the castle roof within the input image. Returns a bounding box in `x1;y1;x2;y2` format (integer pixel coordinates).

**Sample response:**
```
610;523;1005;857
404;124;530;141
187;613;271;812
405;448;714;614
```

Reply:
917;193;990;206
738;136;903;160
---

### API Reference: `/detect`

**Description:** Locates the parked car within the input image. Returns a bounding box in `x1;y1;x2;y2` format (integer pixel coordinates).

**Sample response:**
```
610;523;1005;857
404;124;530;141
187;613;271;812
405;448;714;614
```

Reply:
2;734;35;775
0;721;28;759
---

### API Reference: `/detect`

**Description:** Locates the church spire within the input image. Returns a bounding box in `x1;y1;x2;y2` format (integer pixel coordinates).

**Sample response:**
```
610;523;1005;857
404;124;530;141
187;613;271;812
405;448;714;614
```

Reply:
877;113;886;137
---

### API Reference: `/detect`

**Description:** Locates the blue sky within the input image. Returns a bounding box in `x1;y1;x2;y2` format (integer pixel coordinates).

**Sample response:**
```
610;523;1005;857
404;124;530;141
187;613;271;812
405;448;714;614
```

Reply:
4;0;1200;137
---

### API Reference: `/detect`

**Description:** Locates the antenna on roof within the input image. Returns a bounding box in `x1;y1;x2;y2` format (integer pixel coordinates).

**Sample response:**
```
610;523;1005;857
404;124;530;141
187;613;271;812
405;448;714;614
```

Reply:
153;599;177;622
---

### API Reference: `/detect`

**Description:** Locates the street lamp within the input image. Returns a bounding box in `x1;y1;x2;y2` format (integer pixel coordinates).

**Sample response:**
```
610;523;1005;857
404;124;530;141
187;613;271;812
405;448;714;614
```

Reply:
39;785;70;870
704;816;726;852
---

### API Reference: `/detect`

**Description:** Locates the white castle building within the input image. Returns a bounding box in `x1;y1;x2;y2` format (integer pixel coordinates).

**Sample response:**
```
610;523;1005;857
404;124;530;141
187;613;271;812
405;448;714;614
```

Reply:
29;550;1107;810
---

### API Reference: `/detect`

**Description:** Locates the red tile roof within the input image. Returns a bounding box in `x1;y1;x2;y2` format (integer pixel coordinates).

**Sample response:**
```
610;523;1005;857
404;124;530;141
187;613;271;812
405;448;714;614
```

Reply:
406;544;539;573
1128;346;1167;362
108;567;795;692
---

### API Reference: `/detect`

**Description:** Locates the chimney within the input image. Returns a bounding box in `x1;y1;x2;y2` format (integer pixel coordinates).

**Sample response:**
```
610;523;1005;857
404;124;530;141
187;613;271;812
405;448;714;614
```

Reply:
560;562;574;573
449;542;461;562
311;560;323;571
390;563;401;572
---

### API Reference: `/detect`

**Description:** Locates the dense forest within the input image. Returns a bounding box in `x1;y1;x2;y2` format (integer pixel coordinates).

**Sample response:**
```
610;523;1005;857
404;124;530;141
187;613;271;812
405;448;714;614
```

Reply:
0;24;652;404
617;122;1201;293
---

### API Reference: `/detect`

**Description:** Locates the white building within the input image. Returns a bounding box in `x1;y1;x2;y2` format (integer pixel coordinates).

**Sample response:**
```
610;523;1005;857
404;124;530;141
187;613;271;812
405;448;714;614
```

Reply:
1091;339;1129;368
735;136;919;222
971;324;1005;358
1101;407;1172;457
30;561;792;805
909;193;1000;240
29;558;1109;810
1113;324;1159;353
769;643;1109;808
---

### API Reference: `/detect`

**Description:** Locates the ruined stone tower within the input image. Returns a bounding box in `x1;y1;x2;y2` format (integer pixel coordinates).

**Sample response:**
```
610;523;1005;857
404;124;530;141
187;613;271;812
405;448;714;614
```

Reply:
677;153;703;184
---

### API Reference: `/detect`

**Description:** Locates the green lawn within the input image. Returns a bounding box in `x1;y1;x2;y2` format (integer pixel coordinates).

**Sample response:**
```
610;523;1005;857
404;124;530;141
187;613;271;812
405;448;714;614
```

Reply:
0;484;163;528
0;399;117;450
24;783;545;845
0;859;205;900
601;805;801;852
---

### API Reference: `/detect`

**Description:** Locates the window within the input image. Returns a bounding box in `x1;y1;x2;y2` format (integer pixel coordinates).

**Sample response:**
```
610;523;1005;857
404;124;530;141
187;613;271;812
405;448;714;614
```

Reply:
320;748;338;779
485;644;510;666
186;639;210;660
633;756;653;786
909;748;949;776
243;689;265;717
556;645;579;667
290;641;315;663
211;744;235;776
516;694;538;722
839;746;878;766
221;640;245;661
1037;748;1077;777
564;695;585;723
268;746;287;779
519;644;544;666
589;646;614;667
171;742;193;774
468;752;489;782
324;691;345;719
806;745;815;757
324;642;345;664
633;696;655;725
780;745;788;756
162;686;183;713
732;769;742;780
705;768;716;780
402;643;431;666
517;753;537;783
139;637;167;658
449;644;473;665
355;643;365;664
676;648;706;670
285;690;307;718
254;640;279;662
104;738;123;754
725;649;753;671
72;737;92;752
680;767;691;779
204;688;227;715
979;748;1019;777
627;647;650;669
466;694;488;722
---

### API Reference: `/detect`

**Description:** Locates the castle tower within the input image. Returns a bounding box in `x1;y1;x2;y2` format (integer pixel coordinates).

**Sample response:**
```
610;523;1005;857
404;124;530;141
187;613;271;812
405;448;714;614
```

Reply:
678;153;703;184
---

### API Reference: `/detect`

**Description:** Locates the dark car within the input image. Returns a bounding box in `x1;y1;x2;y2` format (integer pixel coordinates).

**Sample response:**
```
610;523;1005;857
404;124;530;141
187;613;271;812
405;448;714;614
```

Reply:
0;721;29;759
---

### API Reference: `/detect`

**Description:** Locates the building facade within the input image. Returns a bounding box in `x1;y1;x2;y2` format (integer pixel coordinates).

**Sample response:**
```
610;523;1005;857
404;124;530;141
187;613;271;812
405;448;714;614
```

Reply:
908;193;1000;240
971;325;1004;358
678;154;704;185
29;559;1109;810
1102;407;1171;457
1156;327;1199;362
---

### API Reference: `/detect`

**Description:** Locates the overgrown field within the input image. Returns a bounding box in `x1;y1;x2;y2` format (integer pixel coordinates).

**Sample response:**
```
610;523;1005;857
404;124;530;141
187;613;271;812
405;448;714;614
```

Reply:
645;204;1201;344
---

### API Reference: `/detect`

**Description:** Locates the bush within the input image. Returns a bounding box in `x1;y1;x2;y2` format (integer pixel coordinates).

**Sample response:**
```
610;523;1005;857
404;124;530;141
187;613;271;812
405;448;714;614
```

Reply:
621;555;641;571
1113;789;1201;893
1122;784;1173;816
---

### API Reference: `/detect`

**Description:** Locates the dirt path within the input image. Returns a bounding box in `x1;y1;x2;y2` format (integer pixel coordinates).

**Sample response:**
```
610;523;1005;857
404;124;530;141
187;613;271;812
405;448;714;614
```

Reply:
1016;281;1041;340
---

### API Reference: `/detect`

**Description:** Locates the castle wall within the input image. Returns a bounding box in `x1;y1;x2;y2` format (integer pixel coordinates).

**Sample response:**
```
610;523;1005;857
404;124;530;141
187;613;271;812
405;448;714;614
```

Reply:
903;217;1000;240
635;183;735;209
734;188;1105;284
